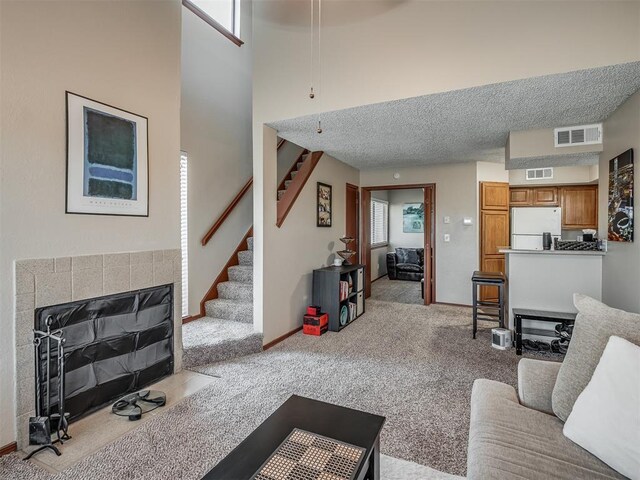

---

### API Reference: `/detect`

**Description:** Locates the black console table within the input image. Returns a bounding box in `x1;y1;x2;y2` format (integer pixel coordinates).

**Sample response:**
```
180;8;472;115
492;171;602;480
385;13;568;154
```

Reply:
513;308;577;355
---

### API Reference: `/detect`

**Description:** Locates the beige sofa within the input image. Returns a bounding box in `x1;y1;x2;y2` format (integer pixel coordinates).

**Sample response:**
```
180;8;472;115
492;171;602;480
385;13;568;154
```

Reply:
467;295;639;479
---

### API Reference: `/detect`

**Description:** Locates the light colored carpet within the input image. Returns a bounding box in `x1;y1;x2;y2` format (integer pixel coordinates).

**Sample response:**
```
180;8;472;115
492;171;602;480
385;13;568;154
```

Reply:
0;300;517;479
371;276;423;304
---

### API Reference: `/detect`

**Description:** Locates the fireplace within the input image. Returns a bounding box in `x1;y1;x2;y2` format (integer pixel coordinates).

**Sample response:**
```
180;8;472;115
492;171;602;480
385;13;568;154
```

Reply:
34;284;174;422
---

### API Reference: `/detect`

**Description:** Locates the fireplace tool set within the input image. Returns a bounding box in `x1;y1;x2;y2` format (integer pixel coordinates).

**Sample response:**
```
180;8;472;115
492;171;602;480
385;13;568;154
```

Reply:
25;316;71;460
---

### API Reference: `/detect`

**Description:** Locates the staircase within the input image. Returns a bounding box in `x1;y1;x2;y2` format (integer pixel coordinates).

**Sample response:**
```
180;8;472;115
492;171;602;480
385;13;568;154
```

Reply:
182;235;263;369
278;149;309;200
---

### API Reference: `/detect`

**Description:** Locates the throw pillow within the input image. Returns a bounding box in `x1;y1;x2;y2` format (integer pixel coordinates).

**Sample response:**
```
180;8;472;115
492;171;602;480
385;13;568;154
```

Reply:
552;294;640;421
395;248;409;264
405;249;420;266
563;336;640;480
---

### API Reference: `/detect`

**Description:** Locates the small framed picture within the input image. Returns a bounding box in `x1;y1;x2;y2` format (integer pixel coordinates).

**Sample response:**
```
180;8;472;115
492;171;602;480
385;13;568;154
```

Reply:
66;91;149;216
317;182;332;227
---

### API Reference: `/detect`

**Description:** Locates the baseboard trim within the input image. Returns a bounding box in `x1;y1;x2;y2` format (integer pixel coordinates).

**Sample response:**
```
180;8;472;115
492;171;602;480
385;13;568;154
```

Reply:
263;326;303;350
371;274;388;283
0;442;17;456
182;313;204;324
434;301;472;308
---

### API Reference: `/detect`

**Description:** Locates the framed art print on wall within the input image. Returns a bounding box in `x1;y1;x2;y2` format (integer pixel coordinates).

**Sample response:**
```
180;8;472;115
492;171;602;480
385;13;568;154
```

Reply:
317;182;332;227
66;91;149;216
403;203;425;233
608;148;634;242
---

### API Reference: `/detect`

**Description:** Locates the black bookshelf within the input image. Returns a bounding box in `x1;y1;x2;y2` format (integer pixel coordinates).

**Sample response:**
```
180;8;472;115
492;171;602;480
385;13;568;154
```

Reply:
312;264;365;332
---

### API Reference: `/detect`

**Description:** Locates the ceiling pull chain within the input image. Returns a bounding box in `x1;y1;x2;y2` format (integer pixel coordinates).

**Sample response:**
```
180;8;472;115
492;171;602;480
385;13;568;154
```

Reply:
317;0;323;133
309;0;315;99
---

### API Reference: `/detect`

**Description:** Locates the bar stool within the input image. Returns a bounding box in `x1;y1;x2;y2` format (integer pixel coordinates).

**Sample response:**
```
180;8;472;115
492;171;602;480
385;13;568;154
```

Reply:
471;271;506;339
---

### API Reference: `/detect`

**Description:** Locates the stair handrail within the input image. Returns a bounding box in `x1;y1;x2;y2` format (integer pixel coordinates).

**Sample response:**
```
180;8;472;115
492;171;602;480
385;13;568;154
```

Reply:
201;177;253;246
276;151;323;228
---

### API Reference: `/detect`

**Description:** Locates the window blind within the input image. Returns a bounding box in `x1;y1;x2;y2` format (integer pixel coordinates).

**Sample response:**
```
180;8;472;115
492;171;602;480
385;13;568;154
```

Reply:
180;152;189;318
370;199;388;246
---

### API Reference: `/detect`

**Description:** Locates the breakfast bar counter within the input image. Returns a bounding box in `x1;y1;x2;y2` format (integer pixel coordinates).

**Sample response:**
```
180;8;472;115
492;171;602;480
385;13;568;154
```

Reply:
499;249;603;330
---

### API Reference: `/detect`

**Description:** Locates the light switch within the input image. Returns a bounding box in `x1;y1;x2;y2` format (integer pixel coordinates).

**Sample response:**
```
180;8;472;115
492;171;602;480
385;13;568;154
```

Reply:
443;216;451;224
463;217;473;226
444;234;451;242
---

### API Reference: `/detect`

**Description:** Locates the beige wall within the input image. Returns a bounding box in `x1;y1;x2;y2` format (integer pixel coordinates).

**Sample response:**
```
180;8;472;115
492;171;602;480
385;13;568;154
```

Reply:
361;163;479;305
181;2;253;315
253;1;639;123
0;1;181;447
255;127;359;343
277;141;305;185
509;165;599;185
389;189;425;250
598;91;640;313
508;127;603;159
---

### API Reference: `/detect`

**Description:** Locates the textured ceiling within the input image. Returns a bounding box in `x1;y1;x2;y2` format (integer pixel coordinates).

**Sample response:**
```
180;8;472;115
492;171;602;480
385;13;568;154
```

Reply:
269;62;640;169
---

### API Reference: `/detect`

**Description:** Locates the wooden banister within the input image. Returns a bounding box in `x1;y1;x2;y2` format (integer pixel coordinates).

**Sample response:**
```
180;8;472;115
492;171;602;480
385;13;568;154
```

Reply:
276;151;323;228
201;177;253;246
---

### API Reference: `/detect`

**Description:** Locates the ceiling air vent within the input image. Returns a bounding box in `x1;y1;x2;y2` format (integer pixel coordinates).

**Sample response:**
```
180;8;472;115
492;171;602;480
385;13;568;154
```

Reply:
554;123;602;147
526;168;553;180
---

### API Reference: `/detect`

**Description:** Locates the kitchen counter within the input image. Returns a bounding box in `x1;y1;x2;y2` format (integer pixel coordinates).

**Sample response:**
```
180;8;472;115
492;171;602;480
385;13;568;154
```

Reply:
500;248;605;256
502;248;603;330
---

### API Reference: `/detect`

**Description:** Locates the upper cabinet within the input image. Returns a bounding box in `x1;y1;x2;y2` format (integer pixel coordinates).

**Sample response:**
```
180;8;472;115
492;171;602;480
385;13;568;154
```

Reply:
560;185;598;229
510;186;559;206
509;184;598;229
481;182;510;210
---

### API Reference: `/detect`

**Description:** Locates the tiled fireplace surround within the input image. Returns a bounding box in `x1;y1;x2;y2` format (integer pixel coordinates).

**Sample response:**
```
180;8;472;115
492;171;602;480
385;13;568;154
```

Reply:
13;249;183;449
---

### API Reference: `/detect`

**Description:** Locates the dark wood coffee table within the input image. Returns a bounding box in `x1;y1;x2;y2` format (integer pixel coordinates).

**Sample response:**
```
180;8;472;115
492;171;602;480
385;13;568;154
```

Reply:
202;395;386;480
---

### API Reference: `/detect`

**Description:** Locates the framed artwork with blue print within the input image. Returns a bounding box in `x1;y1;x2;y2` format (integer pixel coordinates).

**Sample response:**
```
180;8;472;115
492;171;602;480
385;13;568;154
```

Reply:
66;92;149;216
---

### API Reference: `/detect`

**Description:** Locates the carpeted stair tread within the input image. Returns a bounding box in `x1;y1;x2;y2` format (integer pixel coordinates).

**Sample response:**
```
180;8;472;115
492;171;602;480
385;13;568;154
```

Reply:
238;250;253;266
247;236;253;251
205;298;253;323
182;317;262;369
217;281;252;301
228;265;252;283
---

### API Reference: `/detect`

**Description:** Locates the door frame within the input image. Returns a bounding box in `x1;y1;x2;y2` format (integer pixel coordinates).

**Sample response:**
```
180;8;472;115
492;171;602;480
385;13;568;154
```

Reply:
360;183;436;305
345;183;360;261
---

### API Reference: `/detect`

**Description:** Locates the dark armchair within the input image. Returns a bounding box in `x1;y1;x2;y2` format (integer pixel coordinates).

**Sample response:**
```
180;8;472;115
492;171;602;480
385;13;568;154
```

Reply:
386;248;424;281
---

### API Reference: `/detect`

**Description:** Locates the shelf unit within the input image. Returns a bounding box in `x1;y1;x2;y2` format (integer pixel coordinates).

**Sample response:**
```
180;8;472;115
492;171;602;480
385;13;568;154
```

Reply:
312;264;365;332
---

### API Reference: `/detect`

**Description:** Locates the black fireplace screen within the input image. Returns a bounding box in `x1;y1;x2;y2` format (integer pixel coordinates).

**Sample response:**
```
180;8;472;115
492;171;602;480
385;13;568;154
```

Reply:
34;284;174;422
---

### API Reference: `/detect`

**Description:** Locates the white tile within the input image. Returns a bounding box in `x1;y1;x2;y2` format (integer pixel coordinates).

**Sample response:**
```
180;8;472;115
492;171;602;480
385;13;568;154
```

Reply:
153;262;173;285
72;255;103;271
35;272;71;308
72;268;103;300
130;263;153;290
15;293;35;313
17;258;54;275
15;266;35;295
55;257;72;273
104;266;131;295
130;251;153;265
153;250;164;263
104;253;130;268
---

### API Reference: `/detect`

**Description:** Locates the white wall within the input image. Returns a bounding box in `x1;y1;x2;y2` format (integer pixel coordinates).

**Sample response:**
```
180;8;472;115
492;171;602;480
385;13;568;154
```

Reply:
256;127;359;343
598;91;640;313
388;189;425;250
181;1;253;315
0;1;181;447
370;190;389;280
360;163;478;305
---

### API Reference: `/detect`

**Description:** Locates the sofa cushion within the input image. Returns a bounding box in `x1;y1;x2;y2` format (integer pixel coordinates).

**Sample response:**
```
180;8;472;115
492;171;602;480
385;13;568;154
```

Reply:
396;263;423;273
468;379;625;480
552;294;640;422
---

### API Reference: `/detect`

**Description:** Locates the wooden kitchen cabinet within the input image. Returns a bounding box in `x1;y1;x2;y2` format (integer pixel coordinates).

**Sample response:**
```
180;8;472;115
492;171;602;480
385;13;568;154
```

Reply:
481;182;510;210
509;188;532;206
560;185;598;229
532;187;558;206
509;186;558;206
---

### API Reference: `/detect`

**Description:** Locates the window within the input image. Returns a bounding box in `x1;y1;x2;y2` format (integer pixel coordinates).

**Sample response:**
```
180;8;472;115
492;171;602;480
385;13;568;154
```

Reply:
370;199;389;247
180;152;189;318
183;0;243;46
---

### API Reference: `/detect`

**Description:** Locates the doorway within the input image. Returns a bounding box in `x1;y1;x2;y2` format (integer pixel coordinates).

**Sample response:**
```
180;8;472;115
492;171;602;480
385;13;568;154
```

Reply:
361;184;435;305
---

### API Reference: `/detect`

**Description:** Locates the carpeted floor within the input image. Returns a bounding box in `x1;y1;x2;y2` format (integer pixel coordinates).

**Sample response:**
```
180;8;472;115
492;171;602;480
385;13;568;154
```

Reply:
371;276;423;304
0;300;521;479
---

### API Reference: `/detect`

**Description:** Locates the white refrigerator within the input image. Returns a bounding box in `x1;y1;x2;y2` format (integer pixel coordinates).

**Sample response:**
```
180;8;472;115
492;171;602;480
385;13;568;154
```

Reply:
511;207;562;250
